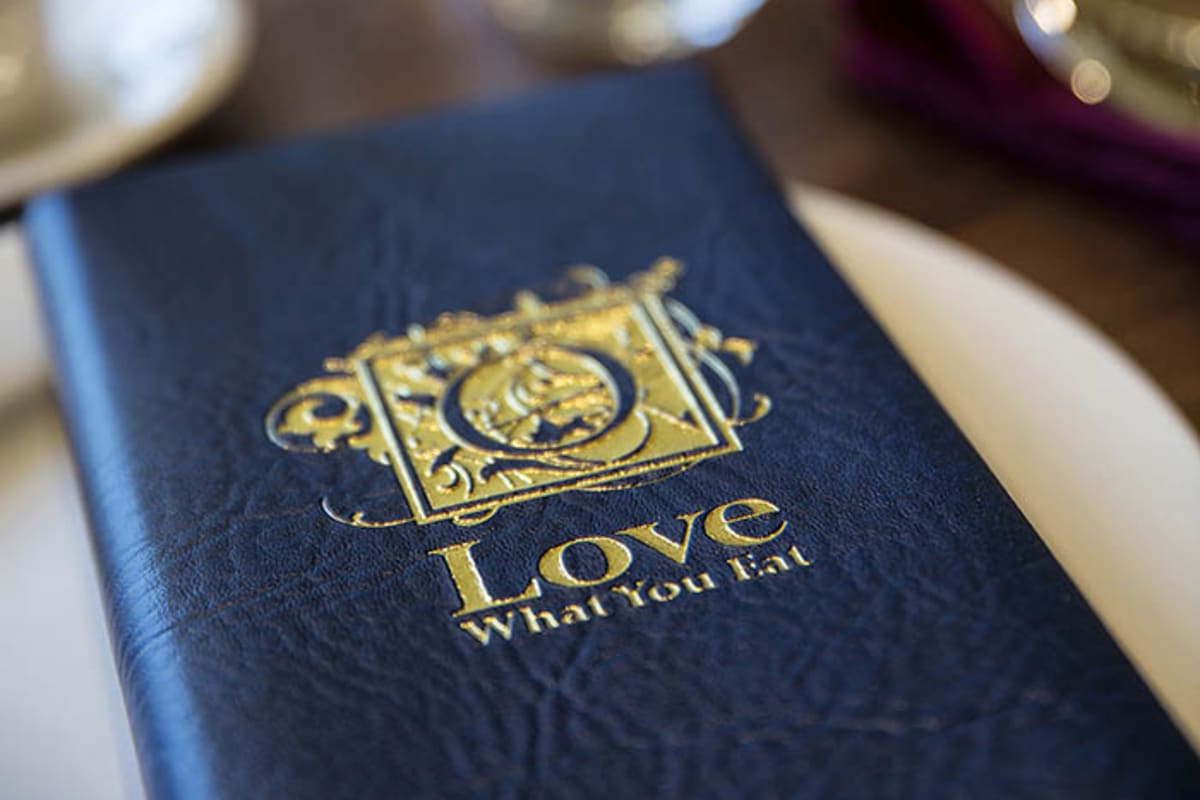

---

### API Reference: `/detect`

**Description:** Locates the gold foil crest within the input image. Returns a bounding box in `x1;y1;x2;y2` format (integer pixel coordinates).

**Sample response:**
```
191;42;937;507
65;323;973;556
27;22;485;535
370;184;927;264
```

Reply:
266;258;769;528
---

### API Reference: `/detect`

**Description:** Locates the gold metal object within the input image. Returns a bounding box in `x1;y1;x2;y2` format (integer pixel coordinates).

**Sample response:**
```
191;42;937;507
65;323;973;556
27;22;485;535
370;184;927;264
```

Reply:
266;259;769;528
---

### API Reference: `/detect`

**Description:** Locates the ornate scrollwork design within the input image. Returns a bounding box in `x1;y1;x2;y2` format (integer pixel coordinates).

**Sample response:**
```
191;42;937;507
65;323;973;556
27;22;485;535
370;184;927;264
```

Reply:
266;258;771;529
666;297;771;427
265;374;390;465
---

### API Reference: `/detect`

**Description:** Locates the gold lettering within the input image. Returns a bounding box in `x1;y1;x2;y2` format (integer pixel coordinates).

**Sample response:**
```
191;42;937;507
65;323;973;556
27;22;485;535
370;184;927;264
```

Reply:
587;594;610;617
681;572;716;593
648;582;682;603
520;606;560;634
457;612;517;645
726;554;756;582
704;498;788;547
538;536;633;588
610;580;647;608
428;540;541;617
560;604;590;625
760;554;791;575
614;510;703;564
787;544;812;567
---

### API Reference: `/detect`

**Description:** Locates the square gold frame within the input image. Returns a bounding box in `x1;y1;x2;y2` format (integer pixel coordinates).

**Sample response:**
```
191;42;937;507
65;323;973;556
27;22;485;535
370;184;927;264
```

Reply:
349;290;743;525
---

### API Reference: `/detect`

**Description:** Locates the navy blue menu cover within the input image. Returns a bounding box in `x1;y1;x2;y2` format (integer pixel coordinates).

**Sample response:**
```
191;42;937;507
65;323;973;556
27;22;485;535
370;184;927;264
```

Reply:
27;67;1200;799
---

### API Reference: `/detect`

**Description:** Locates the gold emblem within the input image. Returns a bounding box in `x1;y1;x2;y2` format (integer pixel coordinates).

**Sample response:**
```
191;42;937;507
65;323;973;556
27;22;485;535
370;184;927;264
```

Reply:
266;258;769;527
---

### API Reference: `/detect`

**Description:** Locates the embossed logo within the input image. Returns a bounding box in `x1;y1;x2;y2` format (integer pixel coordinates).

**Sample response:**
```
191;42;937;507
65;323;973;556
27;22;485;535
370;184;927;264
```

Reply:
266;258;769;527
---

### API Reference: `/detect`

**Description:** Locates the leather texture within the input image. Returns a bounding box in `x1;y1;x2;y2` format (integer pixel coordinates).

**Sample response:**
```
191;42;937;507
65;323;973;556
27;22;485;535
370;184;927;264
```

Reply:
27;66;1200;799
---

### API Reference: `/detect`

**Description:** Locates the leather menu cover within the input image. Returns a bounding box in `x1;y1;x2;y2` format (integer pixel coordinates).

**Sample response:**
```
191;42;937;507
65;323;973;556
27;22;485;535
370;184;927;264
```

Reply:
27;67;1200;799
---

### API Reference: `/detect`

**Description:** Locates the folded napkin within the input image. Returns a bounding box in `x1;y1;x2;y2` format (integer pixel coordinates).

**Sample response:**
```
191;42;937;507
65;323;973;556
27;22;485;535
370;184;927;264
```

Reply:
842;0;1200;255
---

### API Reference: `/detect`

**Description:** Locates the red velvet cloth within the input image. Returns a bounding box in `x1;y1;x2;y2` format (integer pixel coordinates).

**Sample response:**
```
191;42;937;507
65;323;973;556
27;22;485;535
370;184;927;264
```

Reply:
842;0;1200;255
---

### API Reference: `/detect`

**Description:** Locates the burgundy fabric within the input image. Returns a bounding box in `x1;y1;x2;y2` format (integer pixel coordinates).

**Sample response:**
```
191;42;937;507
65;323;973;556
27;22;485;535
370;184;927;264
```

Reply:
842;0;1200;255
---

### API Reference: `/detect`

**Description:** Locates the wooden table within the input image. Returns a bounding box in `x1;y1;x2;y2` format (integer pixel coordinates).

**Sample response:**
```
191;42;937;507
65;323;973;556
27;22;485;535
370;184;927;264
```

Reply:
189;0;1200;429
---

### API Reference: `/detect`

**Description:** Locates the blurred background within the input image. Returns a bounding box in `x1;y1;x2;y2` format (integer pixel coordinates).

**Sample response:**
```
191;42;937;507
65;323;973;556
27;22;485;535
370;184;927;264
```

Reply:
183;0;1200;432
1;0;1198;425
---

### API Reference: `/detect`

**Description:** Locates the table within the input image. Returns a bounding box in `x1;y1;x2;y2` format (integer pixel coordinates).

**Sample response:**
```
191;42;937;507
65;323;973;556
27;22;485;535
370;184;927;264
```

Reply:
185;0;1200;429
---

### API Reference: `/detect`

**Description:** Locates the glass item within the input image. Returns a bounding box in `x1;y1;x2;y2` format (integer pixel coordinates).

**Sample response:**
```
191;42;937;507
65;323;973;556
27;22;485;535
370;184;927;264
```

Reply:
484;0;766;63
0;0;250;208
1009;0;1200;131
